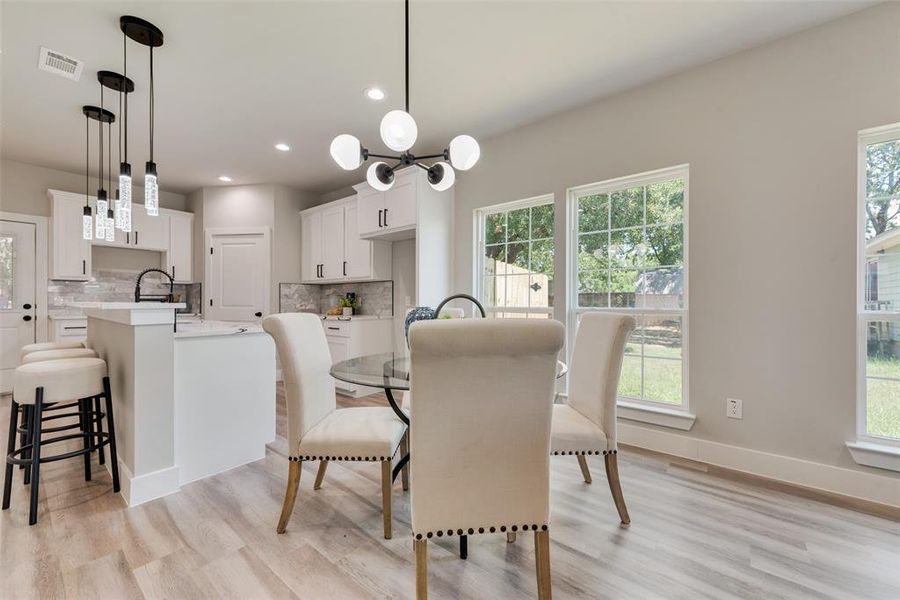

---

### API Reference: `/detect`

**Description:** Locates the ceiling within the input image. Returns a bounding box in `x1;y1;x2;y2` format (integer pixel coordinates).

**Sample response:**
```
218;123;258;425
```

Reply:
1;1;875;196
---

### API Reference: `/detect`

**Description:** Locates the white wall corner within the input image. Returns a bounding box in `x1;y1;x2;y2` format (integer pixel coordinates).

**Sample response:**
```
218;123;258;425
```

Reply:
846;441;900;472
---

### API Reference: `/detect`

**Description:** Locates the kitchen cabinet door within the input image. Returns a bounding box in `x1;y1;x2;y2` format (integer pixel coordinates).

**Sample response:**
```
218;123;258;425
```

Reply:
132;209;169;251
321;205;345;280
357;187;385;237
167;212;193;282
383;175;416;231
344;203;372;279
50;193;91;280
301;210;322;282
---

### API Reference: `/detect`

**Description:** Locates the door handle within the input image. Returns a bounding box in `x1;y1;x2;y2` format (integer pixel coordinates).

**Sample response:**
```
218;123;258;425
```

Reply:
254;312;263;318
378;209;383;228
23;315;32;322
22;303;32;310
383;208;388;227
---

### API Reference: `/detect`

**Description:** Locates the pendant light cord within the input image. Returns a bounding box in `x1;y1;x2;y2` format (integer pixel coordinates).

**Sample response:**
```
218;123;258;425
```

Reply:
108;103;113;192
118;81;123;174
149;46;154;162
123;31;128;163
405;0;409;114
85;113;89;207
99;84;104;191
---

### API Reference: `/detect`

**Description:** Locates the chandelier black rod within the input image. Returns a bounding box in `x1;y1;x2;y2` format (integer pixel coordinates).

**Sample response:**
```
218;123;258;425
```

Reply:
405;0;409;114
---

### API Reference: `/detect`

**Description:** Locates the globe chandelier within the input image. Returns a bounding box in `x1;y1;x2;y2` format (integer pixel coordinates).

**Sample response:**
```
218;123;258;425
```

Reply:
329;0;480;191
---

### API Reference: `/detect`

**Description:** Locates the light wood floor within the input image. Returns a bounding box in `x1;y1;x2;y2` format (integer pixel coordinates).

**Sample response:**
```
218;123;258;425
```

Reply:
2;390;899;600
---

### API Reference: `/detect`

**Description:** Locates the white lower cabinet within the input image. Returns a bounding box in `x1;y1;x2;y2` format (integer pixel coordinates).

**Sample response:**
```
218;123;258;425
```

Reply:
322;317;393;397
50;317;88;343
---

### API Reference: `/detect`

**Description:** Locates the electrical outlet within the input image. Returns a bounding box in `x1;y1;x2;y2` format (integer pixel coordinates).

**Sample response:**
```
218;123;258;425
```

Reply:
727;398;743;419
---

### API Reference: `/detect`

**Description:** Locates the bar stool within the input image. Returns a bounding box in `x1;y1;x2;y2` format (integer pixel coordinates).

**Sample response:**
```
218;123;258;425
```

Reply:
3;357;120;525
19;340;85;361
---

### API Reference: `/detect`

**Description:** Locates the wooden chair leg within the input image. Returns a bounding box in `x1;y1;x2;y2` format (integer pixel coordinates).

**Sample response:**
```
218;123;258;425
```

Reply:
577;455;592;484
604;453;630;525
415;538;428;600
507;532;517;543
276;460;302;534
534;529;552;600
381;460;392;539
399;431;409;491
314;460;328;490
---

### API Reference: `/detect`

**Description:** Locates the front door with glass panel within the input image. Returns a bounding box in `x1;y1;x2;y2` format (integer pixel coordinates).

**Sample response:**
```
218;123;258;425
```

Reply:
0;220;37;393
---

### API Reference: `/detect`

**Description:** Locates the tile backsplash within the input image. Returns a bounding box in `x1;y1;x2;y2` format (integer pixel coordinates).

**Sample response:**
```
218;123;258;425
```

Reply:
49;269;202;314
280;281;393;317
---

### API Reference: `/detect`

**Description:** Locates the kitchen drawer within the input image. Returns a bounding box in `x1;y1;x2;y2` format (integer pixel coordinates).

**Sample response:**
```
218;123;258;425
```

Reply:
52;318;88;343
322;320;350;338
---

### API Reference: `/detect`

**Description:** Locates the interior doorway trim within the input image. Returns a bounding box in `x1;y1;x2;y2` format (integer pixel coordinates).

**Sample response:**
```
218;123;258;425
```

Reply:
1;211;49;343
203;226;272;319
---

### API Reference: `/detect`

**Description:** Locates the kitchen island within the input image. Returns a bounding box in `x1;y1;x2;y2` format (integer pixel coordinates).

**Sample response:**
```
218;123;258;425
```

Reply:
78;303;275;506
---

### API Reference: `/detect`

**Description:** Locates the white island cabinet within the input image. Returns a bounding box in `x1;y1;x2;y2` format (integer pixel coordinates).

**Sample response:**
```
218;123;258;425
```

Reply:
81;302;275;505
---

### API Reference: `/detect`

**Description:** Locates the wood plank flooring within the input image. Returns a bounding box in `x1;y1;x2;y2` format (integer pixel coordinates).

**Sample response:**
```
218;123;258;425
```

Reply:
2;389;899;599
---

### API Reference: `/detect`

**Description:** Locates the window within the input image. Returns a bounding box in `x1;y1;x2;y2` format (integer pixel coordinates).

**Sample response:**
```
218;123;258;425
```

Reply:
858;125;900;444
475;195;555;318
569;165;688;408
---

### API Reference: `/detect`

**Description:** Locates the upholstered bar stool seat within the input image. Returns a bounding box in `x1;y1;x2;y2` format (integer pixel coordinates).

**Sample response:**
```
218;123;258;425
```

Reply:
296;407;406;461
19;340;84;361
21;348;98;364
13;358;106;403
550;404;608;456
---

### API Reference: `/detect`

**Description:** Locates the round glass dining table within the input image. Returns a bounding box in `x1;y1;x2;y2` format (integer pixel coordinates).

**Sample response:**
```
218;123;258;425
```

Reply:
330;352;567;559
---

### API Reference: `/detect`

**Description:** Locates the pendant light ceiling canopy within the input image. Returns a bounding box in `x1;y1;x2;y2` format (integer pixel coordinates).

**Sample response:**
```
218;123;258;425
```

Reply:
329;0;479;191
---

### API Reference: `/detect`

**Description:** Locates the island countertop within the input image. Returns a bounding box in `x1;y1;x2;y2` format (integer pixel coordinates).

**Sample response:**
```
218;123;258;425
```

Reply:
69;301;187;310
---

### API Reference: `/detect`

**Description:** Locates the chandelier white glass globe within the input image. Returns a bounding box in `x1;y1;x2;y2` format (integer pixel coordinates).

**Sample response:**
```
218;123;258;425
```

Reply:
449;135;480;171
367;162;394;191
330;134;362;170
379;110;418;152
428;162;455;191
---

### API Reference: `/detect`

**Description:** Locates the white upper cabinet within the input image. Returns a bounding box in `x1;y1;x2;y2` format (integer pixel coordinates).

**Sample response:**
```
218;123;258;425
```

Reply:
354;167;448;242
384;174;417;231
48;189;196;282
301;196;390;284
167;212;193;283
357;187;385;238
48;190;91;280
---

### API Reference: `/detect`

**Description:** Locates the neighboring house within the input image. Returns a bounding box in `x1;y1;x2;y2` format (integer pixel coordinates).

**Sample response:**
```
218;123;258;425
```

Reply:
866;227;900;344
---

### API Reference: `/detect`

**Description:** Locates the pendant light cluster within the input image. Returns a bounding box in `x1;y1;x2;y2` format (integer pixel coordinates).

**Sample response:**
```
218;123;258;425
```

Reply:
330;0;480;191
79;15;163;240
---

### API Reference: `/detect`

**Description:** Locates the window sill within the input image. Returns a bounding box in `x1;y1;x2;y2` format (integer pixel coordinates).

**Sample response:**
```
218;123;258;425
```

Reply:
617;399;696;431
846;440;900;472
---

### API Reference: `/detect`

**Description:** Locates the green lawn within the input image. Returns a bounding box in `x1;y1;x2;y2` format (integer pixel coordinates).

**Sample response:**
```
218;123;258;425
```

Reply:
866;355;900;439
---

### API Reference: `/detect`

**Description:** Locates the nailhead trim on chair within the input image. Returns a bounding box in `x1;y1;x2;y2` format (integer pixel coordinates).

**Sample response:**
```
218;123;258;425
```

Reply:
289;446;401;463
413;523;549;540
550;449;617;456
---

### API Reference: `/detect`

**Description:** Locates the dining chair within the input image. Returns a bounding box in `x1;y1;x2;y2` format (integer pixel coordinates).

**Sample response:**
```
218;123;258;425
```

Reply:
551;312;636;525
262;313;408;538
408;318;565;600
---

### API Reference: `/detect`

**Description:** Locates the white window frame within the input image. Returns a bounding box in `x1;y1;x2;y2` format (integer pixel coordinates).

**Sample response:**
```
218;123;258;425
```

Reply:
566;164;691;414
854;123;900;450
473;193;556;318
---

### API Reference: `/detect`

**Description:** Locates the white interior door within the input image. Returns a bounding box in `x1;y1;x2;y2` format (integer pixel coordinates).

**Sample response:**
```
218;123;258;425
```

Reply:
1;220;37;393
206;231;270;322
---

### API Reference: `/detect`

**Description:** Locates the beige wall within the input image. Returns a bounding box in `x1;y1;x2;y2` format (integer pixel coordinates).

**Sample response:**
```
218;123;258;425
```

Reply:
452;4;900;476
0;158;187;215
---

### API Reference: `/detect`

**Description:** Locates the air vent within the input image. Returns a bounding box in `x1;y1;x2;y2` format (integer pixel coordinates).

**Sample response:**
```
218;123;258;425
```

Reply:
37;46;84;81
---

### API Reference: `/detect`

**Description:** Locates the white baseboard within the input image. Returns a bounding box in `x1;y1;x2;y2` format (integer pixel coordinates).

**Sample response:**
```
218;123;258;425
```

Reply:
618;422;900;509
111;460;181;507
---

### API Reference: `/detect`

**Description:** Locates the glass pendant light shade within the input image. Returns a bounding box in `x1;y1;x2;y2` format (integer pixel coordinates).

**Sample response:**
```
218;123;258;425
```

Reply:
428;162;455;191
105;208;115;242
114;191;123;229
119;162;132;228
95;190;108;239
145;161;159;215
449;135;480;171
83;205;93;240
379;110;417;152
330;134;362;170
366;162;395;191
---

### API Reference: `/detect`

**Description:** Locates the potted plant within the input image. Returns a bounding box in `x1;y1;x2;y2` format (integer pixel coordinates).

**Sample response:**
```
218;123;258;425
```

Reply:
339;296;358;316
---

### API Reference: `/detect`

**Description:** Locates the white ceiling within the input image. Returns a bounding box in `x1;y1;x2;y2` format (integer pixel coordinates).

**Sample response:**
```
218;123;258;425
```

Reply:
1;1;874;195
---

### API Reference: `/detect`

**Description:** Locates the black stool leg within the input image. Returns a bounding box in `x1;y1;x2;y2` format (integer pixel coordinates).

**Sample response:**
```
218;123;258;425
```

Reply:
22;405;32;485
460;535;468;559
2;399;19;510
79;399;92;482
28;387;43;526
93;396;105;465
102;377;120;493
17;398;26;471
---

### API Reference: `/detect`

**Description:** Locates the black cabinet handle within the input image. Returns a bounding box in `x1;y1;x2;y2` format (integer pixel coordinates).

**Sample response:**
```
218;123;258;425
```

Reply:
343;261;347;277
327;326;340;330
254;312;263;317
126;232;130;245
172;266;176;279
135;231;139;245
64;326;87;330
378;209;383;228
384;208;388;227
82;259;86;275
23;303;32;310
23;315;32;322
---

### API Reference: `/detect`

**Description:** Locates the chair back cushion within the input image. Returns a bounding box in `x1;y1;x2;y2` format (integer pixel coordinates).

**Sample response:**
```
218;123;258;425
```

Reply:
408;318;565;537
567;312;636;448
262;313;336;455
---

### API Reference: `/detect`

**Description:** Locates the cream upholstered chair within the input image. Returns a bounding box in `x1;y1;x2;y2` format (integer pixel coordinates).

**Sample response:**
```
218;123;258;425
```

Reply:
262;313;407;538
551;312;636;525
409;318;565;600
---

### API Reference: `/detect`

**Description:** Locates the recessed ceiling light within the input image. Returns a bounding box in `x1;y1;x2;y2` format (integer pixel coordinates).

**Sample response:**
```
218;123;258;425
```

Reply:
274;143;291;152
218;176;233;182
365;87;386;101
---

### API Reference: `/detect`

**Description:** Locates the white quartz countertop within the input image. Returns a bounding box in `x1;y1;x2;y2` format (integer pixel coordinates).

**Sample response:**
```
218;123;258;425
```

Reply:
69;302;187;310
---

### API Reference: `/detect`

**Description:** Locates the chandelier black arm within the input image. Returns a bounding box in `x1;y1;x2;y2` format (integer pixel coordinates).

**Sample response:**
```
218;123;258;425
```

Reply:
367;152;403;161
414;152;449;160
413;162;430;171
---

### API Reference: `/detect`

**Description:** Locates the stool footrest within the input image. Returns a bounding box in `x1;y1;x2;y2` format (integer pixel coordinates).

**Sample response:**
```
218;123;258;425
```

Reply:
6;431;111;466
